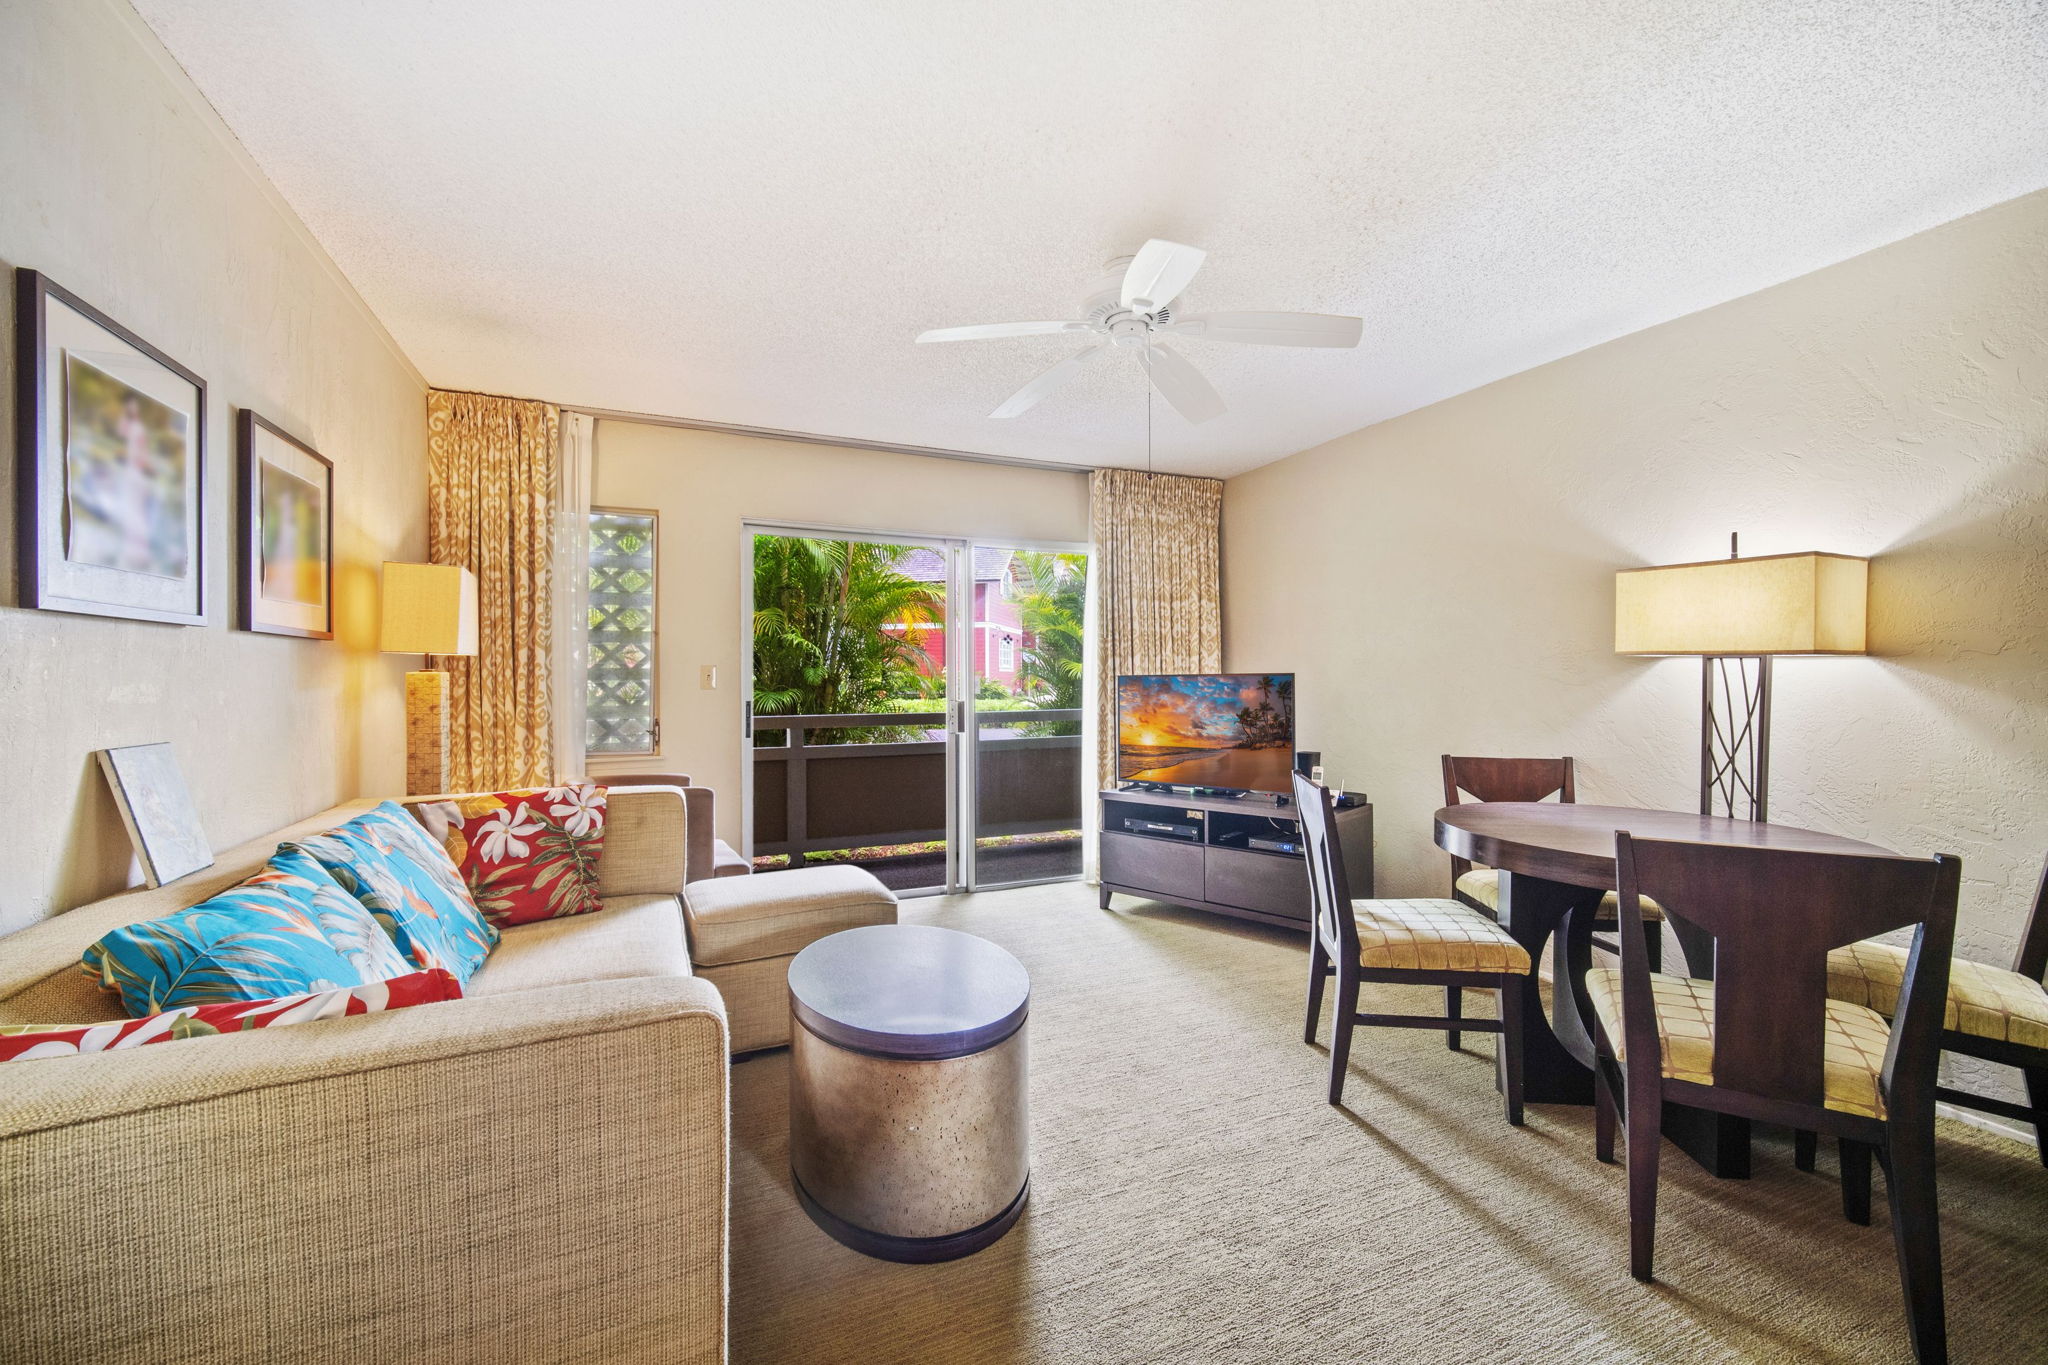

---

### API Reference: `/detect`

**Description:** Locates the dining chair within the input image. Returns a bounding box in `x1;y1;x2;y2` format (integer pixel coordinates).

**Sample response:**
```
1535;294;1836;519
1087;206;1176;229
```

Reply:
1295;772;1530;1125
1824;851;2048;1171
1589;832;1960;1365
1440;754;1663;1050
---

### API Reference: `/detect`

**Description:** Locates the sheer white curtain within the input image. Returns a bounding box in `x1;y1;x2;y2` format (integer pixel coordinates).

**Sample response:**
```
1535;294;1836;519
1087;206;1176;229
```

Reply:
1080;549;1103;882
551;411;595;783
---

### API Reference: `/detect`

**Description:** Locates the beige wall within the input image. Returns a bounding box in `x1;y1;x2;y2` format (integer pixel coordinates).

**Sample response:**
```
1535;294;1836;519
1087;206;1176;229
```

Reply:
0;1;427;933
591;421;1091;843
1224;189;2048;974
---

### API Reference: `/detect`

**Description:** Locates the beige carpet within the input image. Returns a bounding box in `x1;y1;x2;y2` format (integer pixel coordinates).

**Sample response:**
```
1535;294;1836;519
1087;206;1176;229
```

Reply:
730;884;2047;1364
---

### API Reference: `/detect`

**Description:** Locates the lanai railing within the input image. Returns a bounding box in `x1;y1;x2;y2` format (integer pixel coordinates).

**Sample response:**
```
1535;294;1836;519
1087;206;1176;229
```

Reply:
751;709;1083;859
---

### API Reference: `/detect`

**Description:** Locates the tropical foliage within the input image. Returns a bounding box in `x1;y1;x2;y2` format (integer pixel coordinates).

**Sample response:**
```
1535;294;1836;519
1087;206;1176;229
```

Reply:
753;536;943;743
1009;550;1087;735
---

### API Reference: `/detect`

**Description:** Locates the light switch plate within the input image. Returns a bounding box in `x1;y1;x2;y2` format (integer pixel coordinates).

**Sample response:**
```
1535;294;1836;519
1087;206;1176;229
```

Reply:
700;664;717;690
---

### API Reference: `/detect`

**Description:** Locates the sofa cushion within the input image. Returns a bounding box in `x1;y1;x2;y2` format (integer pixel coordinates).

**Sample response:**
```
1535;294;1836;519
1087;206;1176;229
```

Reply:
288;807;497;981
594;786;691;896
81;846;414;1014
682;866;898;967
466;894;692;998
0;969;462;1063
417;786;608;927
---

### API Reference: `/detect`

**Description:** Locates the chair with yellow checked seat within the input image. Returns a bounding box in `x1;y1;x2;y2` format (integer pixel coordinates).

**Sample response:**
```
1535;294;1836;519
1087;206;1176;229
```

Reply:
1589;831;1960;1365
1296;773;1531;1125
1440;755;1664;1049
1824;853;2048;1170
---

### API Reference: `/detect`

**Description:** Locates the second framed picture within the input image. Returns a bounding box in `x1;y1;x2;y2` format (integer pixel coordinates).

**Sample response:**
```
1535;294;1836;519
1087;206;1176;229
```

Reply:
237;410;333;639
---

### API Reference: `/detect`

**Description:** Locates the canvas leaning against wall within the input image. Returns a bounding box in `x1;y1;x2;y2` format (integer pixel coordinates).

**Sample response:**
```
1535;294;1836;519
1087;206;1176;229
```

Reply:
95;742;213;888
13;268;208;625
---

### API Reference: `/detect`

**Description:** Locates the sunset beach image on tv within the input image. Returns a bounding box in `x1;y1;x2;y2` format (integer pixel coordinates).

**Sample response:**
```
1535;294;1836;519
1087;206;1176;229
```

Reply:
1118;673;1295;794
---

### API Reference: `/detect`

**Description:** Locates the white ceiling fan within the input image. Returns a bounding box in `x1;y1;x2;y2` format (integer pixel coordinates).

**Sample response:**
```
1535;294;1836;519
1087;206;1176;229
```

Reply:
915;239;1363;424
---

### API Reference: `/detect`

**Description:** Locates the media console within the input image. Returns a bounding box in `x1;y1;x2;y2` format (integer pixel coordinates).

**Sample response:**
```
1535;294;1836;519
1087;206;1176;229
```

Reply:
1097;786;1373;930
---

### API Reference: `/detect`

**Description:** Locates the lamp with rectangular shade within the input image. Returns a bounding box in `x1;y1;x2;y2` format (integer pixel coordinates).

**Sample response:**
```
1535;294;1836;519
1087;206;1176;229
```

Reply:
380;562;478;796
1615;536;1868;821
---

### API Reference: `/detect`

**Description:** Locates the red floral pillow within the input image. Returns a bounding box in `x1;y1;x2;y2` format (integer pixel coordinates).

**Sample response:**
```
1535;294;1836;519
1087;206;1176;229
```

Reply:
0;969;461;1064
417;785;607;927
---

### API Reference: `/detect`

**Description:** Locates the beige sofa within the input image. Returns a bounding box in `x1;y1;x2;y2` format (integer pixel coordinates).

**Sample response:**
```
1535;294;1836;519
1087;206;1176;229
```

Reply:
0;784;890;1365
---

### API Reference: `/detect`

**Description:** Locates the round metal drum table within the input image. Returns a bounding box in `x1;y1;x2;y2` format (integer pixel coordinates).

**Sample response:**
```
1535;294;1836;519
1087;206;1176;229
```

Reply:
787;924;1031;1262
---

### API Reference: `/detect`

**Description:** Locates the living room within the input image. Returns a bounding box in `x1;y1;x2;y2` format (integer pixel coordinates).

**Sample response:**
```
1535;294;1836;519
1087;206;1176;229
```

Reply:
3;4;2045;1363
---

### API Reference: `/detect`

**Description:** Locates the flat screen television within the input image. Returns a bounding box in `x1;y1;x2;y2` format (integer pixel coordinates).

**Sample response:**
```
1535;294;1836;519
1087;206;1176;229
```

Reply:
1117;673;1296;796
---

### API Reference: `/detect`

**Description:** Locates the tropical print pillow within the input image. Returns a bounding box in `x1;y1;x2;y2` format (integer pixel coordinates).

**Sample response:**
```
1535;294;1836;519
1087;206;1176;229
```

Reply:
81;846;414;1016
290;806;497;982
1;969;460;1064
414;785;607;927
351;801;486;909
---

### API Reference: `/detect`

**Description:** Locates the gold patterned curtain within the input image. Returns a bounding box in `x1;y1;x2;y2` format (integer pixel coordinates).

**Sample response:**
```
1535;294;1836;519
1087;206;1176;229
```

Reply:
426;390;559;791
1089;467;1225;790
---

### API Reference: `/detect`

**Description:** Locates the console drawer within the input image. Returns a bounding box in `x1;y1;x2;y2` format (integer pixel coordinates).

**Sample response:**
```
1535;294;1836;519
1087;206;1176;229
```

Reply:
1100;831;1204;902
1204;845;1310;921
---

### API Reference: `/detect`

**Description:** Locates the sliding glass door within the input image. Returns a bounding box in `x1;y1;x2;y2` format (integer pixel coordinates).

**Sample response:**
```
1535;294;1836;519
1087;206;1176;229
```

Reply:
742;526;1087;895
962;546;1088;889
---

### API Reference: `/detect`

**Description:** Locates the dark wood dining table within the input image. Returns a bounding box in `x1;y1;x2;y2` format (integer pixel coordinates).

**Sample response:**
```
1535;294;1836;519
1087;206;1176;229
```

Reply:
1432;801;1900;1176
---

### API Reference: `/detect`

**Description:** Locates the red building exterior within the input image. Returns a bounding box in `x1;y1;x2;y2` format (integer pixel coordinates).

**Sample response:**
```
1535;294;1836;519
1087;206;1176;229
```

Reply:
890;547;1033;692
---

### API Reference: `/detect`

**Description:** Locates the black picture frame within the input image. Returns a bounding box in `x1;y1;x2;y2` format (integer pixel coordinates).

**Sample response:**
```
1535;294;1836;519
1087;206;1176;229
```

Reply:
237;409;335;639
13;267;208;625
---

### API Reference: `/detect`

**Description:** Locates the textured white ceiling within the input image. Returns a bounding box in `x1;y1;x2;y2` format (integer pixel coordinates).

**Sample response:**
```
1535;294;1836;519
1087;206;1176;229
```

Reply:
132;0;2048;477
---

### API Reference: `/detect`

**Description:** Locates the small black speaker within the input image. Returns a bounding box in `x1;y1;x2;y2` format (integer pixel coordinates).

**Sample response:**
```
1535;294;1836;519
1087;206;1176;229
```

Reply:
1295;750;1321;776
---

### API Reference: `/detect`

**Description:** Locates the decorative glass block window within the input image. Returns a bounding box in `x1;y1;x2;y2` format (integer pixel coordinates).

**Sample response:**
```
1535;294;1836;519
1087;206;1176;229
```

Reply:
587;510;658;755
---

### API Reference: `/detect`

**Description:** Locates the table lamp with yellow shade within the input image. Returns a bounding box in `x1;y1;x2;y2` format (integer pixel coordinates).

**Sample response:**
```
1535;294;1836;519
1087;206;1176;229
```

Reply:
1616;535;1868;821
381;562;478;796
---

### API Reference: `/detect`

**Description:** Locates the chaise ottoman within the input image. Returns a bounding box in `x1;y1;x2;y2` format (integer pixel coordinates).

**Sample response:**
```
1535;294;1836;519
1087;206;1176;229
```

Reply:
682;865;899;1053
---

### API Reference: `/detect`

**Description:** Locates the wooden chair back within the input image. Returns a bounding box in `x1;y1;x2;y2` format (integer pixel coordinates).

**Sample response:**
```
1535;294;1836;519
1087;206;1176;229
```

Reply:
2016;855;2048;984
1440;755;1576;884
1612;833;1960;1124
1294;773;1357;969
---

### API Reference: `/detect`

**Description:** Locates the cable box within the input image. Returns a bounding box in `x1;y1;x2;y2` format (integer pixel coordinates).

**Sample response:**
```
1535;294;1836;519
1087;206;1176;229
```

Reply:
1246;835;1300;855
1122;818;1200;841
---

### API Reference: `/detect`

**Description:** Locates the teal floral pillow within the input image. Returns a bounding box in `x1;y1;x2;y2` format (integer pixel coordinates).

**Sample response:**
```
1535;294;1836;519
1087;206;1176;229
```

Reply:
81;847;413;1016
289;811;496;982
351;802;493;912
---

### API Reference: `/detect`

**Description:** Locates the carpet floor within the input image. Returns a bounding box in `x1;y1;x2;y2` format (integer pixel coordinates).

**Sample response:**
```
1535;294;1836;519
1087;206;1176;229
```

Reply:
729;883;2047;1364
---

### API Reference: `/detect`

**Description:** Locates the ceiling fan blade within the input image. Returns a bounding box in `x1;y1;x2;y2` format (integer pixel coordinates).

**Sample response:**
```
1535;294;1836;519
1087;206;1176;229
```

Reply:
1167;311;1363;348
1139;343;1226;424
916;320;1089;343
1120;239;1207;312
989;346;1105;419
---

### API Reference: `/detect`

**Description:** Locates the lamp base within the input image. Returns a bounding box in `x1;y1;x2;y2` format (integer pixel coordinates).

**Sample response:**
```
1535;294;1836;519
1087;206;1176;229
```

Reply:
1700;655;1770;822
405;669;451;796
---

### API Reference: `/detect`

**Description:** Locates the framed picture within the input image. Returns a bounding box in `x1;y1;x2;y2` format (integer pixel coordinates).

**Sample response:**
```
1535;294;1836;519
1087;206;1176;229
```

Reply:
95;743;213;888
238;410;334;638
13;268;207;625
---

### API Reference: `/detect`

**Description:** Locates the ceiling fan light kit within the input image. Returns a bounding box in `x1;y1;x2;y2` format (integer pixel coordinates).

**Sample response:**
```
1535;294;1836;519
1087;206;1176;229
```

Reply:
915;238;1363;424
